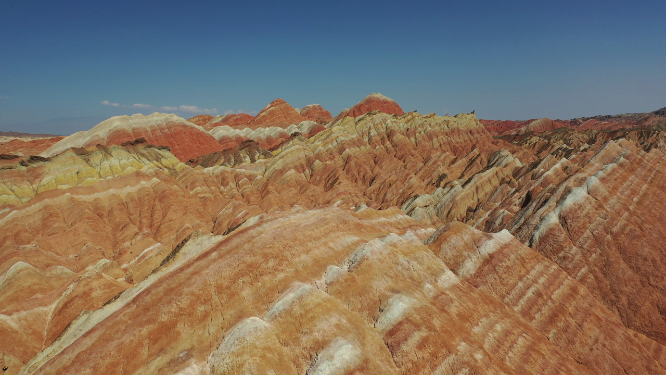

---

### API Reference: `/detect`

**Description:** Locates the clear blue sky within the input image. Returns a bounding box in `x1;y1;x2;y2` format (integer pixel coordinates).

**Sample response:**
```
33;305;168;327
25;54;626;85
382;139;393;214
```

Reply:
1;0;665;134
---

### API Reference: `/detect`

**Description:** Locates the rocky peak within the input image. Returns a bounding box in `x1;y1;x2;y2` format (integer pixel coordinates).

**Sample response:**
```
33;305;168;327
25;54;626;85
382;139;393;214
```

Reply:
251;98;309;128
297;104;333;124
187;115;215;127
332;93;405;124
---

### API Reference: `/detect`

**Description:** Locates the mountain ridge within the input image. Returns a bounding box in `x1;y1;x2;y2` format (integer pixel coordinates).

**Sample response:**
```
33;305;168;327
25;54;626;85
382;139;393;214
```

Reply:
1;95;665;374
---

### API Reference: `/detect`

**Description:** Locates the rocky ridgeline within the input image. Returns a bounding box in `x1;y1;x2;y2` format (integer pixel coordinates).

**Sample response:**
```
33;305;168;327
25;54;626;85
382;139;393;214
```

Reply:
1;96;666;374
481;107;666;135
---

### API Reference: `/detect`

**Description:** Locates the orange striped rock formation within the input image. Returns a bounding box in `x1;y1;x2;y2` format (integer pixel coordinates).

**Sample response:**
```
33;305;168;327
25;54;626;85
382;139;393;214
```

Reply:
0;137;65;156
186;114;215;127
482;106;666;135
297;104;333;124
202;113;256;130
332;93;405;124
198;100;330;152
1;96;666;374
40;113;223;161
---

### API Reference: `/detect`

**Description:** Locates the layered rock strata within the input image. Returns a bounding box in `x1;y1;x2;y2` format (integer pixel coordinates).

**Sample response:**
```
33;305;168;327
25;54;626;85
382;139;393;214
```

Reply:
14;208;607;374
1;98;666;374
0;137;65;156
297;104;333;124
40;113;223;161
332;93;405;125
482;107;666;135
403;126;666;346
203;113;256;130
186;115;215;127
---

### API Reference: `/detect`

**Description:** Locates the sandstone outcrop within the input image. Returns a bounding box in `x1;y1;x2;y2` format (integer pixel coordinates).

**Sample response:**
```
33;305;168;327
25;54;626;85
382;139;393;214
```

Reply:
654;107;666;116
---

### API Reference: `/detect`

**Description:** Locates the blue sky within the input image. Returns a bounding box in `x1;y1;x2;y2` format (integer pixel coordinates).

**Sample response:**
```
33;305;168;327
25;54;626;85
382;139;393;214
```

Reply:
1;0;665;134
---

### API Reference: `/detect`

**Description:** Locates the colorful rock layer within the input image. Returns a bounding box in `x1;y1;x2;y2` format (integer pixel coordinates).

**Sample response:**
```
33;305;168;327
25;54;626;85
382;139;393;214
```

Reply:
1;97;666;375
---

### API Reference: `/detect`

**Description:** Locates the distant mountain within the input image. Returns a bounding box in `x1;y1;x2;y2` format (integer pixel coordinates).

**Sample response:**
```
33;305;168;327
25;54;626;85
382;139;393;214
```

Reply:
481;105;666;134
1;116;109;136
0;130;59;138
331;93;405;125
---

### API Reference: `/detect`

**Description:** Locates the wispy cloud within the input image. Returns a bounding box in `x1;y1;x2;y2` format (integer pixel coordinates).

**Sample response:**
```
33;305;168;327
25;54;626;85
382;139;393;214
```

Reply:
160;105;219;114
101;100;121;107
177;105;202;113
100;100;219;114
223;109;259;116
0;96;9;100
223;109;243;115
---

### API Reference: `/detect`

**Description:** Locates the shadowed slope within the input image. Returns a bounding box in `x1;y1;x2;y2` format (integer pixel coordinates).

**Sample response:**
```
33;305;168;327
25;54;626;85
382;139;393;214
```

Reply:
427;222;666;375
404;126;666;344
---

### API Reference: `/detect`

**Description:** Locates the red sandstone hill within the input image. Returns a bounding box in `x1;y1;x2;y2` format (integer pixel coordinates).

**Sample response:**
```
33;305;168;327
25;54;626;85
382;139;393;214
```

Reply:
186;114;214;127
198;94;404;132
0;136;65;156
203;113;256;130
332;93;405;124
297;104;333;124
202;99;318;131
40;113;223;161
3;99;666;375
201;100;328;151
250;98;310;129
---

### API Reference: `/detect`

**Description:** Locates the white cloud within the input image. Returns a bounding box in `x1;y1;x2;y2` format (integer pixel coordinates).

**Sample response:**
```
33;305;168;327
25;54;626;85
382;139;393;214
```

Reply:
223;109;258;116
161;105;218;114
101;100;121;107
178;105;201;113
101;100;218;114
